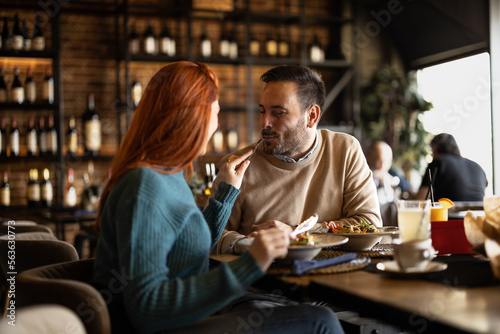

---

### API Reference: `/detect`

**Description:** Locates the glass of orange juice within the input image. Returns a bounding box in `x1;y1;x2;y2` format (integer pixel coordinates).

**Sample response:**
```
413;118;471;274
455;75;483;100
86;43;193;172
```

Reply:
431;203;448;221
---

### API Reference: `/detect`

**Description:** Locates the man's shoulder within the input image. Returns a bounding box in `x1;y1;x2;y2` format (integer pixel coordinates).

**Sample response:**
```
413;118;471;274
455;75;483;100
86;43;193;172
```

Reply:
319;129;360;149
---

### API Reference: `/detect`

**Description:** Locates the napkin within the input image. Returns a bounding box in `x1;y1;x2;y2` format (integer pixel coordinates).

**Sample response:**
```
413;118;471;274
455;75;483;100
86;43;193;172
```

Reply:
292;253;357;275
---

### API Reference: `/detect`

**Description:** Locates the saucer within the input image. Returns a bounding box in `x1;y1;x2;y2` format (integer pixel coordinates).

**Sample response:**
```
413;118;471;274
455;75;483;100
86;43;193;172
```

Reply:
376;260;448;278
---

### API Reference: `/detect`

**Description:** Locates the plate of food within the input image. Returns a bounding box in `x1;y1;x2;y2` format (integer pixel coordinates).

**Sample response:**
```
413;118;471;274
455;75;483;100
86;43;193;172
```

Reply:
326;221;399;250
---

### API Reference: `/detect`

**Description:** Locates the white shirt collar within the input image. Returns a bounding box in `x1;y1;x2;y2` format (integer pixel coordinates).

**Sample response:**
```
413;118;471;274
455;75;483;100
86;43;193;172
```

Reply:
274;131;318;163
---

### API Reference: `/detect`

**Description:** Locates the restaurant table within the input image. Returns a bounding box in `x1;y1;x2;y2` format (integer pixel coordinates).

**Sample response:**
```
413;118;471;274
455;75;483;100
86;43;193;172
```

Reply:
38;210;97;241
211;253;500;334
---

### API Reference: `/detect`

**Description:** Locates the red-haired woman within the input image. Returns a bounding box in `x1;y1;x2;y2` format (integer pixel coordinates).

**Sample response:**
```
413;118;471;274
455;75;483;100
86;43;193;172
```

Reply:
92;61;343;334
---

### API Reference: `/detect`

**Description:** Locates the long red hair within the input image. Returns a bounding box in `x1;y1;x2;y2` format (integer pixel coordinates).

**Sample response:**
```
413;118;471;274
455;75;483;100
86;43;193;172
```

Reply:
96;61;219;230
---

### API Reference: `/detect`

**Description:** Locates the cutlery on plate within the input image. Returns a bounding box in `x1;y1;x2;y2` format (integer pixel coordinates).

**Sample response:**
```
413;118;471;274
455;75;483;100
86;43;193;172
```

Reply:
290;214;319;239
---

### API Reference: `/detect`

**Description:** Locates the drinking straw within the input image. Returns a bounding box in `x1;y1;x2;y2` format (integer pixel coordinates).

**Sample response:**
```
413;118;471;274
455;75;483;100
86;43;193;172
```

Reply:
424;168;436;203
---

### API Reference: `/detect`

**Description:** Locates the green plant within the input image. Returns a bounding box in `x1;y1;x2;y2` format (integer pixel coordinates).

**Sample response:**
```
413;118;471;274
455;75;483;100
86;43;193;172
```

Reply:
361;65;433;177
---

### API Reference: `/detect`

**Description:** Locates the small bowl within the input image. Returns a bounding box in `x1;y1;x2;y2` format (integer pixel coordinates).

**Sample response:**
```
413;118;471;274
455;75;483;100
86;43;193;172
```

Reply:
334;227;399;251
284;234;348;262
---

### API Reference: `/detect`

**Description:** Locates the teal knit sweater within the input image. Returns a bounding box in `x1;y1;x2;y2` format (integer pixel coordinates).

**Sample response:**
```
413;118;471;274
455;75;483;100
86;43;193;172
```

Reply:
92;167;264;334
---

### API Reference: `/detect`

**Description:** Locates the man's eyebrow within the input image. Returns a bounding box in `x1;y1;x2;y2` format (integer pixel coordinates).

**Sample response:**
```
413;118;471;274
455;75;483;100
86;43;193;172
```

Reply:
270;105;289;111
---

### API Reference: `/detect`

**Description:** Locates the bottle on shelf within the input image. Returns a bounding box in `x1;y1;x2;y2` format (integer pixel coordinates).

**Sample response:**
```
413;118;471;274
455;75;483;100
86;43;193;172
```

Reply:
11;66;24;104
11;14;24;51
82;93;101;156
229;26;238;60
226;122;238;152
0;118;6;157
249;32;260;57
26;116;38;157
22;18;31;51
159;23;176;57
131;77;142;107
65;167;77;208
25;67;36;104
212;127;224;153
1;17;9;50
0;67;7;103
265;32;278;58
0;171;10;209
46;114;58;156
200;24;211;59
9;117;19;157
31;19;45;51
43;66;54;104
27;168;41;207
128;24;140;55
278;29;289;58
143;23;156;55
38;116;48;156
40;168;53;208
310;34;324;63
219;25;230;58
66;116;78;156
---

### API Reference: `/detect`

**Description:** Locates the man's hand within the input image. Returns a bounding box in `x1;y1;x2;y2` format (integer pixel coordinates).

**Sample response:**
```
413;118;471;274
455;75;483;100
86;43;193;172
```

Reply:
252;220;294;234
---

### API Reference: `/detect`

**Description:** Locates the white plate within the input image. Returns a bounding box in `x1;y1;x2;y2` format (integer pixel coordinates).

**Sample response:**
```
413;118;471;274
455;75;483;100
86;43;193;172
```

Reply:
376;260;448;277
331;227;399;250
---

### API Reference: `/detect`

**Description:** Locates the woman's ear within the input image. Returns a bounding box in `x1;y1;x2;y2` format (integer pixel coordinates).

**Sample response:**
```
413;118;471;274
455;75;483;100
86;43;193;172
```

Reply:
307;104;321;128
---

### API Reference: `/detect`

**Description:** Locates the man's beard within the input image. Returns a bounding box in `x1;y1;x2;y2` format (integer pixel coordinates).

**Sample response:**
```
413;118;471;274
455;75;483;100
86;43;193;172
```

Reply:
262;117;308;157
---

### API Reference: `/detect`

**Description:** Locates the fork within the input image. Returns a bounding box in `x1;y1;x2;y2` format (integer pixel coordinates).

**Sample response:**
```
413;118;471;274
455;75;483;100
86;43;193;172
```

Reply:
236;139;263;170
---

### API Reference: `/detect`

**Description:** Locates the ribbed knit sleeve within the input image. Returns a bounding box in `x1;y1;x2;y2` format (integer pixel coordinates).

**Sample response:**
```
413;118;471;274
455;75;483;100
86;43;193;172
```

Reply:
93;168;263;334
203;181;240;249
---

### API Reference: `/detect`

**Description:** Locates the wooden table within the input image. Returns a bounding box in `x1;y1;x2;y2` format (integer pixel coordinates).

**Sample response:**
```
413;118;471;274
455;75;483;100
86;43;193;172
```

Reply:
211;254;500;333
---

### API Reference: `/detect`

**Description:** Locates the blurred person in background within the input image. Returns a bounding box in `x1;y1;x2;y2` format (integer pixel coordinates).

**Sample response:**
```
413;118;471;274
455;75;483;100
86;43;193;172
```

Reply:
92;61;344;334
366;140;414;225
415;133;487;202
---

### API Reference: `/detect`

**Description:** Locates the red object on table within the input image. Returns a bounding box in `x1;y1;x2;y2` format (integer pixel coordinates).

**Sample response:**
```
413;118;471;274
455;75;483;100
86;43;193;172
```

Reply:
431;219;474;254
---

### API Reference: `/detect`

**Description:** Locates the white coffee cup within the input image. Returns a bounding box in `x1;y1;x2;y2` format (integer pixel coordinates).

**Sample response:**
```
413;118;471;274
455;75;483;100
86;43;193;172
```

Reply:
392;238;435;272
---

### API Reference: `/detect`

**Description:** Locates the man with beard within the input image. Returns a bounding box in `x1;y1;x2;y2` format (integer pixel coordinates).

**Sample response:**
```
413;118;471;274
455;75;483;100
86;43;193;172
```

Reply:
211;65;381;254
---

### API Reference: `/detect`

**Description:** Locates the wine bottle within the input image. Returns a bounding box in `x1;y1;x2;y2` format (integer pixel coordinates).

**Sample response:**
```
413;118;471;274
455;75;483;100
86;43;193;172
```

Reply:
1;17;8;50
310;34;323;63
83;93;101;156
0;67;7;103
38;116;48;156
11;14;23;51
65;168;77;208
9;118;19;157
131;77;142;107
160;23;175;57
229;27;238;60
25;67;36;104
41;168;53;208
67;116;78;156
0;118;6;157
226;122;238;152
200;24;211;58
143;23;156;55
11;66;24;104
128;24;139;55
43;66;54;104
265;32;278;58
219;26;230;58
22;18;31;51
46;114;57;156
31;19;45;51
278;30;289;58
249;32;260;57
0;171;10;209
27;169;41;207
26;116;38;157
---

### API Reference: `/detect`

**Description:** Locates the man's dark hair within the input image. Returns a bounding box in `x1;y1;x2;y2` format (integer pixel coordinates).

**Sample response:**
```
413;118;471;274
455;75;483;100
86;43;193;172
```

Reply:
431;133;461;156
260;65;326;114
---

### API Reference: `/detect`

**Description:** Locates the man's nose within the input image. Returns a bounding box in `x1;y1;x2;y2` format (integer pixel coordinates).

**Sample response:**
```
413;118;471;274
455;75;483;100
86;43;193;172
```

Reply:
261;112;272;128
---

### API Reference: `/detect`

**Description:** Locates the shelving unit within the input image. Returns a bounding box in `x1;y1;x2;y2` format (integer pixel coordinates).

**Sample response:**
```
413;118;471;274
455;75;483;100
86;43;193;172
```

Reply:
117;0;358;148
0;8;64;210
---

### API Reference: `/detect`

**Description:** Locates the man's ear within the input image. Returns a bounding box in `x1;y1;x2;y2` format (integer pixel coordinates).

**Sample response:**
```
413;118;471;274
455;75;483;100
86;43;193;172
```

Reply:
307;104;321;128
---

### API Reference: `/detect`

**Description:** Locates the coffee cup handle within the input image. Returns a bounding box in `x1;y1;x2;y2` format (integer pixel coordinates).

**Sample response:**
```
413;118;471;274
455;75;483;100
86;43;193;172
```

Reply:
420;246;435;260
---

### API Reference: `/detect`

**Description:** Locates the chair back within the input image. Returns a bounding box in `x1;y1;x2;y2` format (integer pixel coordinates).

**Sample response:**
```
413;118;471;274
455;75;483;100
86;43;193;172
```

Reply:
17;259;111;334
0;222;54;235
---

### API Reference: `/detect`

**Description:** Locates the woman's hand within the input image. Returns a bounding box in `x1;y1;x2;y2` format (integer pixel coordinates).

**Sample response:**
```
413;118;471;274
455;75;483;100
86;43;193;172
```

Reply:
215;150;253;190
247;226;290;272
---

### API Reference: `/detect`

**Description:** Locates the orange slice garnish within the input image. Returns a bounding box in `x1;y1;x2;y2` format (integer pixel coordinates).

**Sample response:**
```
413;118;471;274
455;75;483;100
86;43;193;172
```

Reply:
438;198;455;209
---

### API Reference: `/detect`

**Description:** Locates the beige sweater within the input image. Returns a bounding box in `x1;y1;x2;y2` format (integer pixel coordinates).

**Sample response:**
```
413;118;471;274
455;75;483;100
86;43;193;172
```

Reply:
212;129;381;254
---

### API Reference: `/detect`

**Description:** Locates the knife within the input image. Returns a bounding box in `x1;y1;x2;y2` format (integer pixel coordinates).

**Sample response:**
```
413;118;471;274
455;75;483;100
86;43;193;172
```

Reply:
290;214;319;238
